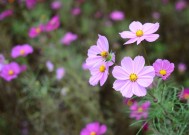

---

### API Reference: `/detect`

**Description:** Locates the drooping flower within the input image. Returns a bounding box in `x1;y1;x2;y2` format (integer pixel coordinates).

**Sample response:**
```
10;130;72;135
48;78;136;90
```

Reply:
142;122;149;132
179;88;189;100
112;56;155;98
130;101;151;120
60;32;78;45
11;44;33;58
175;0;187;11
46;61;54;72
86;35;115;69
45;15;60;32
28;25;43;38
56;67;65;80
51;1;62;10
71;7;81;16
0;62;21;81
0;9;13;20
153;59;174;80
80;122;107;135
109;10;125;21
89;62;109;86
123;98;136;106
119;21;159;45
26;0;37;9
178;62;186;74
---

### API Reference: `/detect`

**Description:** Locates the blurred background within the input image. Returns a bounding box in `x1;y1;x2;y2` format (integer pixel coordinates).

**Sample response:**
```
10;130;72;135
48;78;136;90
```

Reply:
0;0;189;134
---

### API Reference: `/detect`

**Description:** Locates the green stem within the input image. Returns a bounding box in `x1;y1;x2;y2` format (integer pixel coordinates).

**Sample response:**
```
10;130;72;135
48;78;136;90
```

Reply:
142;44;151;65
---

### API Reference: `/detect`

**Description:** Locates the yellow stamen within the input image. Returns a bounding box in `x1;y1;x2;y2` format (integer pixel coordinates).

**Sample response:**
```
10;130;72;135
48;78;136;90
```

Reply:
159;70;166;76
100;51;108;58
90;132;96;135
36;28;41;33
136;30;143;37
137;107;143;113
20;50;25;55
8;70;14;75
129;73;138;82
99;65;106;72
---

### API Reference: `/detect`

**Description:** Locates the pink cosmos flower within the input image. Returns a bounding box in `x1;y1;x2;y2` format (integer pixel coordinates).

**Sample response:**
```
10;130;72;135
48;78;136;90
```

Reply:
11;44;33;58
179;88;189;100
152;12;160;20
89;62;109;86
109;10;125;21
56;67;65;80
71;7;81;16
153;59;174;80
51;1;62;10
130;101;151;120
178;63;187;73
28;25;43;38
0;10;13;20
123;98;136;106
86;35;115;69
60;32;78;45
175;0;187;11
80;122;107;135
46;61;54;72
112;56;155;98
0;62;21;81
45;15;60;32
119;21;160;45
26;0;37;9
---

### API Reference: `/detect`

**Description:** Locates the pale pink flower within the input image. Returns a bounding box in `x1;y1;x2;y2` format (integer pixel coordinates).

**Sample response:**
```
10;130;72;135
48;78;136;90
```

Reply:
119;21;160;45
60;32;78;45
178;62;187;73
110;10;125;21
175;0;187;11
112;56;155;98
153;59;174;80
71;8;81;16
130;101;151;120
56;67;65;80
51;1;62;10
11;44;33;58
46;61;54;72
152;12;160;20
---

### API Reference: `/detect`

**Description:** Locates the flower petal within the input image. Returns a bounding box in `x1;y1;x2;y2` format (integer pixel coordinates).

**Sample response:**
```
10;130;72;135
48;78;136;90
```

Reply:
112;66;129;80
143;22;159;34
119;31;136;39
121;57;133;73
99;125;107;134
133;56;145;74
97;34;109;51
129;21;143;32
124;38;138;45
100;71;108;86
144;34;159;42
120;82;133;98
89;73;102;86
132;83;147;97
87;45;101;57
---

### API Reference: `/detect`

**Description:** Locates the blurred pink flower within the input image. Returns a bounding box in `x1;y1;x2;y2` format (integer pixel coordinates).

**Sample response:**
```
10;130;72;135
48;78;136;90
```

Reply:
143;122;149;132
89;62;109;86
178;62;187;73
123;98;136;106
45;15;60;32
46;61;54;72
0;54;5;73
152;12;160;20
110;10;125;21
28;25;43;38
56;67;65;80
179;88;189;100
153;59;174;80
80;122;107;135
61;32;78;45
119;21;160;45
130;101;151;120
71;8;81;16
112;56;155;98
162;0;169;4
11;44;33;58
20;65;27;72
175;0;187;11
26;0;37;9
94;11;102;18
0;10;13;20
51;1;62;10
82;62;89;70
0;62;21;81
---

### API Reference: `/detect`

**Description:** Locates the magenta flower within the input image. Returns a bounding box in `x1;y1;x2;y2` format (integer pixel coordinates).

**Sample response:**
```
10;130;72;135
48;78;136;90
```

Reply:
0;10;13;20
178;63;187;73
11;44;33;58
46;61;54;72
179;88;189;100
0;54;5;73
71;7;81;16
80;122;107;135
28;25;43;38
119;21;159;45
0;62;21;81
89;62;109;86
26;0;37;9
109;10;125;21
153;59;174;80
60;32;78;45
56;67;65;80
51;1;62;10
86;35;115;69
123;98;136;106
45;15;60;32
175;0;187;11
130;101;151;120
112;56;155;98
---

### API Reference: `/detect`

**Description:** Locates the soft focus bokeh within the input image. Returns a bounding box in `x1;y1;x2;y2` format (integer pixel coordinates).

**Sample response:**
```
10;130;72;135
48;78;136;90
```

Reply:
0;0;189;134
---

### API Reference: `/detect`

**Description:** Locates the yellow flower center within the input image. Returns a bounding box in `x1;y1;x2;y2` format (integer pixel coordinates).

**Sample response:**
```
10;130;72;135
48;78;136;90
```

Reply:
137;107;143;113
184;93;189;99
20;50;25;55
90;132;96;135
36;28;41;33
99;65;106;72
8;70;14;75
129;73;138;82
159;70;166;76
136;30;143;37
100;51;108;58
